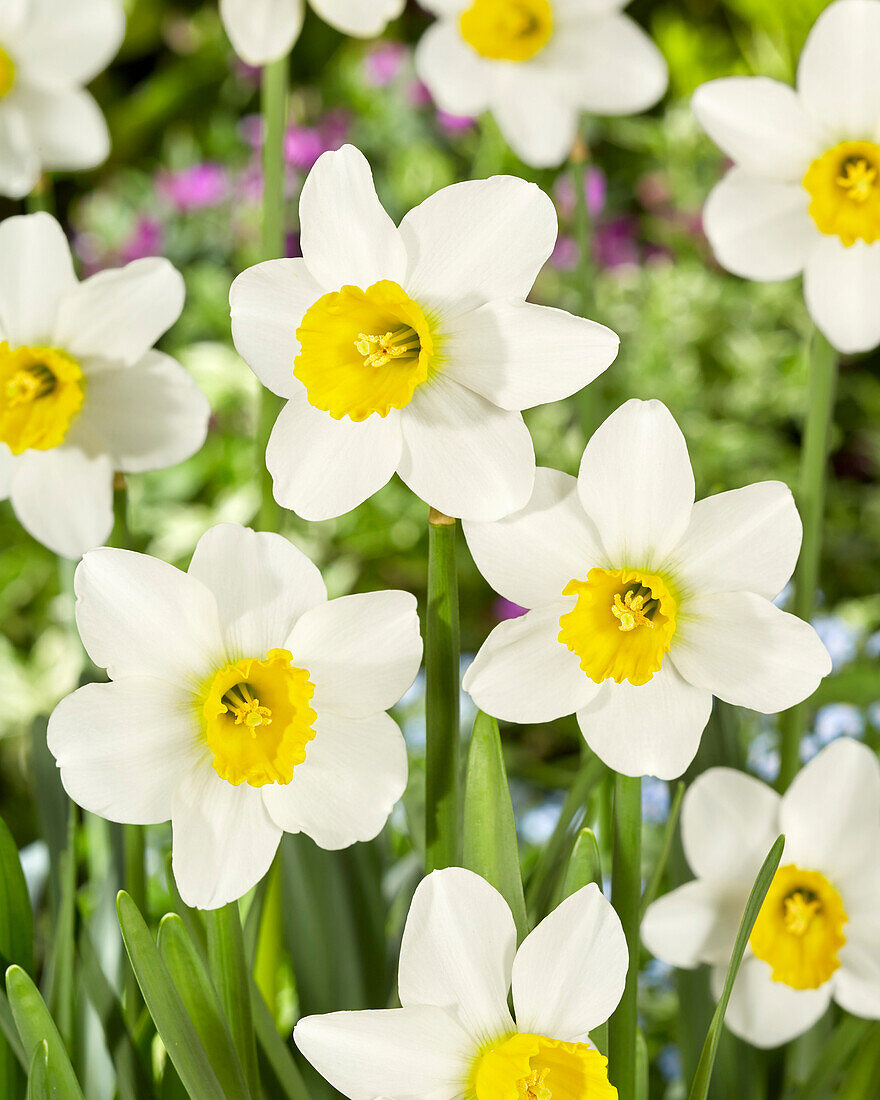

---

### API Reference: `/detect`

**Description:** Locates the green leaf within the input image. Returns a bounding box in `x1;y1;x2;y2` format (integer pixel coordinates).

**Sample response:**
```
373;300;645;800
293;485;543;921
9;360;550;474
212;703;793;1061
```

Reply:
561;827;602;900
462;711;528;940
157;914;250;1100
640;780;685;919
5;965;83;1100
635;1030;648;1100
26;1040;50;1100
687;835;785;1100
41;808;76;1049
205;904;260;1099
116;892;225;1100
0;815;33;1098
250;982;311;1100
794;1016;877;1100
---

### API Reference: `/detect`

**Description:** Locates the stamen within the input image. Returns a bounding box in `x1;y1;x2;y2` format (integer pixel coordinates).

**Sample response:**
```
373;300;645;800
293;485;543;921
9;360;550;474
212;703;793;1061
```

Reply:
5;363;56;405
354;325;420;369
837;158;877;203
222;683;272;731
517;1070;551;1100
783;891;822;936
611;588;655;632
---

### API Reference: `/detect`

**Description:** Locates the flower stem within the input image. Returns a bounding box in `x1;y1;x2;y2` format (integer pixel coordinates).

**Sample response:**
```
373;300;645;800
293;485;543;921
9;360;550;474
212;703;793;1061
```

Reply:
256;55;289;533
425;508;461;871
571;131;604;437
778;331;838;790
206;902;261;1098
608;773;641;1100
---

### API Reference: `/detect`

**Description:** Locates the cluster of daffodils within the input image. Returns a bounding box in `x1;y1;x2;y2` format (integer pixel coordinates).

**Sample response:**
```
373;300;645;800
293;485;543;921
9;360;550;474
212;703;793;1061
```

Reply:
0;213;209;559
462;399;830;779
643;739;880;1047
694;0;880;353
48;523;422;908
295;867;627;1098
0;0;123;198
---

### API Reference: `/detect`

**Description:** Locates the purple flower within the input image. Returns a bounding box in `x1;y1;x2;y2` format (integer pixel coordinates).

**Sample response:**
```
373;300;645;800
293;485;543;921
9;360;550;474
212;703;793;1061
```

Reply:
407;79;432;107
550;235;578;271
157;163;229;211
364;41;407;86
595;216;639;269
122;216;163;262
436;109;475;135
554;166;607;219
284;126;326;171
494;597;527;622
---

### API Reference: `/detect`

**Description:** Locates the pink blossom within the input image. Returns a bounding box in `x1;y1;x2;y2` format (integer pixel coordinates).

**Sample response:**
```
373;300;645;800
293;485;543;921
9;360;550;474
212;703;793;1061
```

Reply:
364;42;407;86
157;163;229;211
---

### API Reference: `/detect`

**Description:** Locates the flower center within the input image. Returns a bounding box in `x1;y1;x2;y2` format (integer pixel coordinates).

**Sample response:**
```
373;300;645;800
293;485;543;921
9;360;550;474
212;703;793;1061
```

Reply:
201;648;317;788
749;864;847;990
0;344;85;454
0;46;16;99
472;1033;616;1099
459;0;554;62
803;140;880;246
558;567;677;687
295;280;434;421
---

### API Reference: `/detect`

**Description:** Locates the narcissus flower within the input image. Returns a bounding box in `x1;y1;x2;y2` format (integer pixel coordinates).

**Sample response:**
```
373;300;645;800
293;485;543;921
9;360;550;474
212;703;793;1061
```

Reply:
294;867;627;1098
693;0;880;353
0;0;124;198
0;213;208;559
414;0;668;168
47;523;421;909
462;399;831;779
220;0;405;66
230;145;618;521
642;739;880;1047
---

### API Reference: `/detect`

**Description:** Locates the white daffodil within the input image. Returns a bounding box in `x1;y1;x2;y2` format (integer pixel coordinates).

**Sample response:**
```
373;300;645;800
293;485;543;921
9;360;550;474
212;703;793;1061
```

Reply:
414;0;668;169
643;738;880;1048
219;0;405;66
462;399;831;780
47;523;422;909
0;213;209;559
230;144;619;522
0;0;124;198
693;0;880;354
294;867;627;1098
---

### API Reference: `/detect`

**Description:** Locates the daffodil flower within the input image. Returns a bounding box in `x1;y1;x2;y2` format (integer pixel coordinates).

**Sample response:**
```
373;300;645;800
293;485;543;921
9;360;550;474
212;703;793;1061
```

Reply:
0;213;209;559
294;867;627;1098
230;144;619;521
643;738;880;1047
47;523;422;909
414;0;668;168
0;0;124;198
693;0;880;353
462;399;831;780
219;0;405;66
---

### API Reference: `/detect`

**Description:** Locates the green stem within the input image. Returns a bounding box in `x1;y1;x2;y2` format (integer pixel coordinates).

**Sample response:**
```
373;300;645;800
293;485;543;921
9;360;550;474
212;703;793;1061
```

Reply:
778;331;838;790
256;55;290;533
206;903;260;1099
608;774;641;1100
253;855;282;1017
26;174;54;215
425;509;461;872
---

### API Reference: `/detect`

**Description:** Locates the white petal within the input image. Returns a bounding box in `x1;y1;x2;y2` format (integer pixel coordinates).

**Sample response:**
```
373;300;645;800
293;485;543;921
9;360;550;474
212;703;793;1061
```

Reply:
642;879;749;968
462;468;606;610
0;102;38;199
413;22;491;117
803;236;880;355
576;666;712;780
701;169;814;281
399;176;557;316
230;258;322;399
266;390;402;520
671;592;831;713
47;678;203;825
74;546;225;688
10;447;113;559
681;768;781;882
14;86;109;172
0;447;12;499
286;591;421;717
780;738;880;881
713;957;831;1049
187;523;327;660
513;883;627;1041
78;351;209;473
0;0;28;42
171;763;281;909
299;145;406;292
219;0;304;65
491;76;579;169
309;0;404;36
835;919;880;1018
463;603;600;723
443;300;618;411
15;0;124;89
796;0;880;138
397;868;516;1046
55;258;185;367
398;375;534;521
576;399;695;570
261;710;407;849
0;212;75;345
294;1006;473;1100
666;482;802;600
691;77;821;180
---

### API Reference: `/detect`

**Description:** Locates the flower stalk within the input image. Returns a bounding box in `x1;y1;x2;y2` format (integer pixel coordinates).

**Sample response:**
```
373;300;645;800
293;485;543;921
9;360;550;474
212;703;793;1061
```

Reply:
206;902;260;1098
425;508;461;871
608;772;641;1100
778;331;838;789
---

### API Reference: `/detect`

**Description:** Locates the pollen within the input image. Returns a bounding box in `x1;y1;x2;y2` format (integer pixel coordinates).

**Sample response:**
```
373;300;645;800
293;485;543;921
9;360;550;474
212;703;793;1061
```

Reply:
459;0;554;62
0;344;84;454
611;588;656;632
355;327;420;369
804;140;880;245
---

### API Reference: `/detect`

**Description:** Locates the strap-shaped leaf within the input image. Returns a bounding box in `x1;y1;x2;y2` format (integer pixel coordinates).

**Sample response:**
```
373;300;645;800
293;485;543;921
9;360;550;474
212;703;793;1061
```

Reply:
26;1040;50;1100
561;826;602;900
5;966;83;1100
0;815;33;1097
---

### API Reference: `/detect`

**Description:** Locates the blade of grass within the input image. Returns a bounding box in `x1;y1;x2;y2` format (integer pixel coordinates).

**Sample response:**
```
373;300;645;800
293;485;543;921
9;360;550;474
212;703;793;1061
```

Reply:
26;1040;50;1100
205;904;260;1099
794;1016;876;1100
6;966;83;1099
608;775;641;1100
640;780;685;919
250;979;311;1100
561;826;602;899
687;836;785;1100
0;815;33;1097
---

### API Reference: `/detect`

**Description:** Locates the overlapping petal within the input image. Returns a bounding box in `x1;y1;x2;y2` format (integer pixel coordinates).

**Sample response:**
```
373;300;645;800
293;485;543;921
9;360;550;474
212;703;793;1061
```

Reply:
219;0;305;66
0;212;75;346
310;0;405;36
803;236;880;354
642;879;748;968
712;957;831;1049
